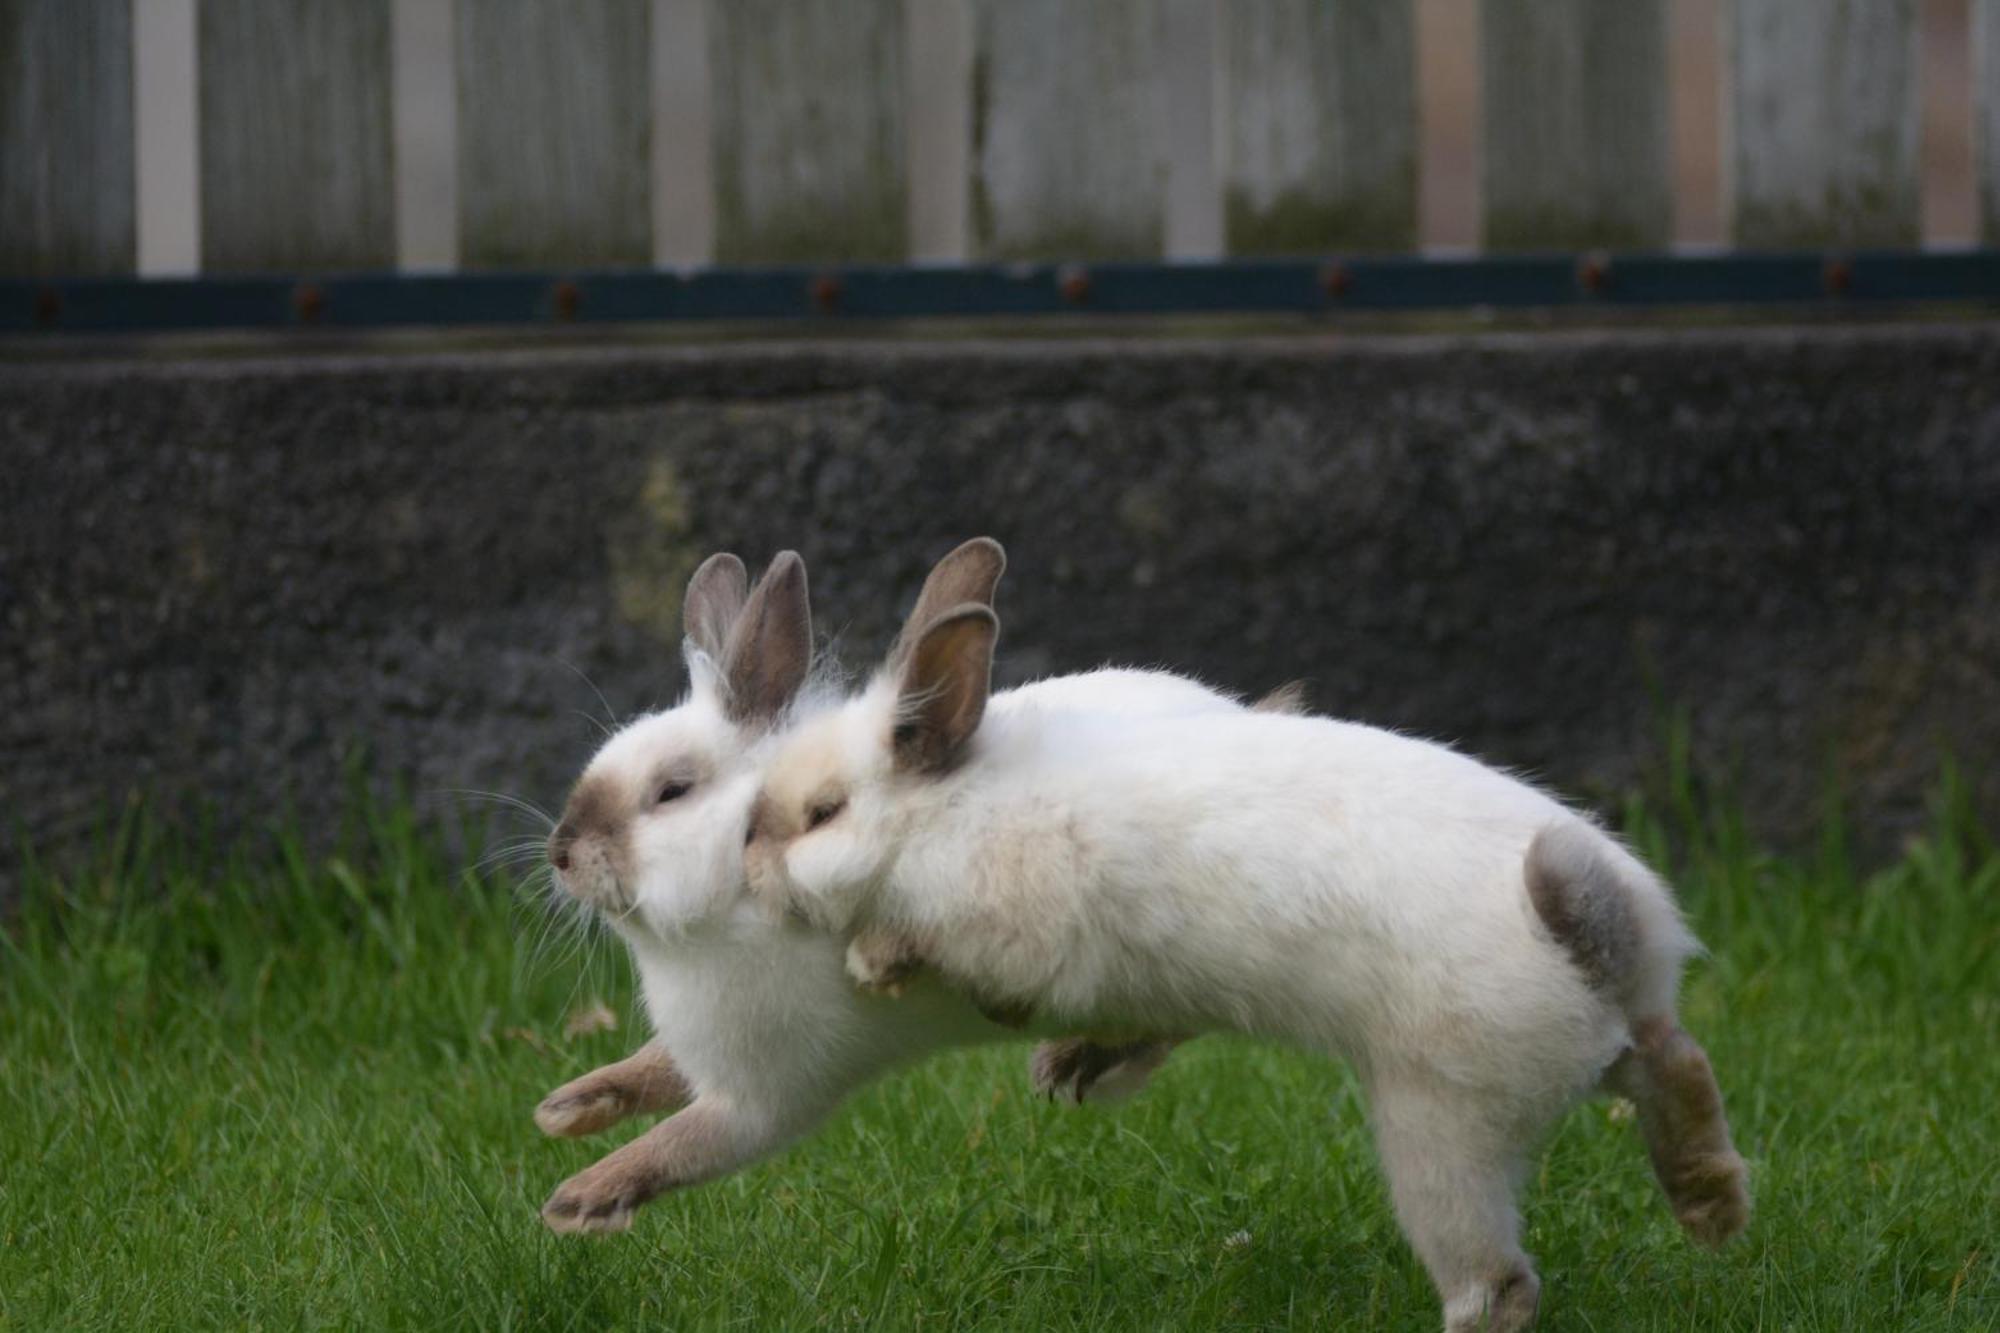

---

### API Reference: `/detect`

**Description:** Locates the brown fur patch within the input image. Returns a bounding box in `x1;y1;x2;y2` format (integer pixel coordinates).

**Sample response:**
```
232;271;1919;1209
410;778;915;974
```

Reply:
1621;1018;1752;1248
551;773;632;884
541;1100;743;1234
846;924;1034;1027
890;538;1006;670
720;551;812;725
535;1043;692;1138
845;925;932;997
1029;1036;1179;1103
1481;1263;1542;1333
893;604;997;774
683;552;748;661
1524;824;1639;994
1251;680;1309;715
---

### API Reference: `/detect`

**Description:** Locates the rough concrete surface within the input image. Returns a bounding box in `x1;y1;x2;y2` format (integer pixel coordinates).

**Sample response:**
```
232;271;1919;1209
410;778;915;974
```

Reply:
3;322;1996;881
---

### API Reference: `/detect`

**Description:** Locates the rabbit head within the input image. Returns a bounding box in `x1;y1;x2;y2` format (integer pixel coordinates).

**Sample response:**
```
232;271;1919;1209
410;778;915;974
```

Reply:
745;571;999;935
550;550;816;939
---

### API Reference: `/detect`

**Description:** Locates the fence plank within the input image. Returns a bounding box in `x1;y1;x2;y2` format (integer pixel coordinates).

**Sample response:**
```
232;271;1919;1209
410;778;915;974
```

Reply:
457;0;651;269
0;0;134;276
1162;0;1219;258
1218;0;1415;255
198;0;393;272
1481;0;1668;251
392;0;458;271
1729;0;1918;248
971;0;1165;259
652;0;714;266
906;0;971;261
709;0;906;263
1979;0;2000;244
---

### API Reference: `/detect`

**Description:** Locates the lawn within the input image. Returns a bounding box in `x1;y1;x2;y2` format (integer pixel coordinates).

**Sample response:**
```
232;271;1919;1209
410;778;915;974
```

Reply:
3;771;1995;1331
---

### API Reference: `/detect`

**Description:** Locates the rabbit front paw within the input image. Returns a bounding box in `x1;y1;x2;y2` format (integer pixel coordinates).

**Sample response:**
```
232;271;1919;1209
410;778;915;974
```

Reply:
845;927;929;997
534;1085;631;1139
534;1045;690;1138
541;1158;650;1234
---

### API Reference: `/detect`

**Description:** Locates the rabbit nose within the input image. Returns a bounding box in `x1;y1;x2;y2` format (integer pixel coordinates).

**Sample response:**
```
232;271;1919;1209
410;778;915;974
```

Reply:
549;825;574;871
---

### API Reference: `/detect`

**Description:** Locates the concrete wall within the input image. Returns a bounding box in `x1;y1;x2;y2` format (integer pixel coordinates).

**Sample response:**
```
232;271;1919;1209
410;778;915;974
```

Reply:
4;321;1997;878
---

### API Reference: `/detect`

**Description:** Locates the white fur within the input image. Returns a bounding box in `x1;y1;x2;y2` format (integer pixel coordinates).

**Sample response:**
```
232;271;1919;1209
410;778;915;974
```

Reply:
554;658;1256;1164
749;680;1702;1331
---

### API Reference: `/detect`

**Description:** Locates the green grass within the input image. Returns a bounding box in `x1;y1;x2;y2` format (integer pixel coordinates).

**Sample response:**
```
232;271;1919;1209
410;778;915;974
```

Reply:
3;776;1996;1332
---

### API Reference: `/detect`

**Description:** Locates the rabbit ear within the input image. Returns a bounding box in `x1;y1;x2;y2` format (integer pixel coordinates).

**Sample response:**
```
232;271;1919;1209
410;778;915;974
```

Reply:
888;538;1006;671
684;553;749;662
893;603;997;774
719;551;812;725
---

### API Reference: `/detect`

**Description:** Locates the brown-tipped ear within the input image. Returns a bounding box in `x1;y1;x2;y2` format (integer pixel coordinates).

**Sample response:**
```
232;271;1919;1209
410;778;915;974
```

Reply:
894;603;997;773
683;553;748;662
888;538;1006;670
720;551;812;725
1251;680;1309;715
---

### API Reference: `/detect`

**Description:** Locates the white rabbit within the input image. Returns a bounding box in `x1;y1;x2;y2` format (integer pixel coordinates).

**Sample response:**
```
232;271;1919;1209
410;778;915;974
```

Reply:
744;574;1750;1333
534;541;1283;1231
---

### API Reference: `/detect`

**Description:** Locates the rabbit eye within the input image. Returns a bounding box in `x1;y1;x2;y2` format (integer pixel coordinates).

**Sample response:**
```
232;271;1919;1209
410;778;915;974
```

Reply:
656;780;692;805
806;798;846;831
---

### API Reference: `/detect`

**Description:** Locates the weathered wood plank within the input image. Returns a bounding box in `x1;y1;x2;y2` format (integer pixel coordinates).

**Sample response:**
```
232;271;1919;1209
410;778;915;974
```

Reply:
971;0;1165;259
135;0;199;275
906;0;971;261
1481;0;1668;251
1161;0;1219;258
709;0;906;263
198;0;394;272
392;0;458;271
0;0;134;276
652;0;714;266
1219;0;1415;254
457;0;651;269
1978;0;2000;244
1728;0;1918;248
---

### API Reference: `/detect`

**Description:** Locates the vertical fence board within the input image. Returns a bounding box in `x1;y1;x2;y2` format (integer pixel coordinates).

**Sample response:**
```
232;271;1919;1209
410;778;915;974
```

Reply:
457;0;650;269
198;0;393;272
392;0;458;271
1162;0;1219;258
1481;0;1668;251
1729;0;1918;248
906;0;971;261
1978;0;2000;243
971;0;1165;259
1219;0;1415;254
653;0;714;266
709;0;906;263
135;0;199;275
0;0;134;276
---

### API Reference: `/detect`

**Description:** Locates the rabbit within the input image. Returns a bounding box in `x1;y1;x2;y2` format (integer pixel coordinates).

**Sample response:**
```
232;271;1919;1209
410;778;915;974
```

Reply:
742;556;1750;1333
534;541;1289;1231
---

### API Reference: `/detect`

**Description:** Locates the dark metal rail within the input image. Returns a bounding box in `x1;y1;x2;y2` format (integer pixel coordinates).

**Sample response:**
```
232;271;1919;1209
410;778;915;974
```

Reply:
6;250;1999;334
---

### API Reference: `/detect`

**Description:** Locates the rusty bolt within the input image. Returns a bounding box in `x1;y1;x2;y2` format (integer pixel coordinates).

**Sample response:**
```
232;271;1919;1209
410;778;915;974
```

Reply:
809;272;843;313
33;286;60;328
551;280;581;321
1576;251;1611;295
1822;255;1853;297
1058;263;1091;305
1318;260;1352;300
292;282;326;323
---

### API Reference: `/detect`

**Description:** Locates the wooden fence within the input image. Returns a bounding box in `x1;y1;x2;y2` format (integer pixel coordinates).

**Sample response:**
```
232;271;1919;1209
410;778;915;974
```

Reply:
3;0;1998;279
